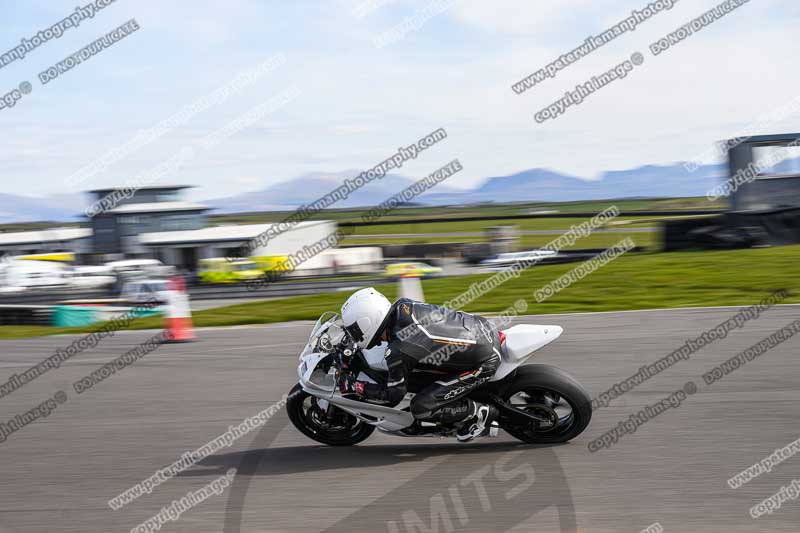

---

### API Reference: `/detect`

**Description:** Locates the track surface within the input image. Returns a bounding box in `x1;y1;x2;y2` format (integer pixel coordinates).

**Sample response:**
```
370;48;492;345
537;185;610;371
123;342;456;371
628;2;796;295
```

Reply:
1;307;799;532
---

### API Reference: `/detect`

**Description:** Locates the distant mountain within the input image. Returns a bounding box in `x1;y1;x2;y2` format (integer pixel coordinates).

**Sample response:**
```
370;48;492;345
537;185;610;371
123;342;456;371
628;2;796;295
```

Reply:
214;162;730;212
0;159;749;223
214;170;466;213
599;163;727;198
480;163;724;203
0;193;85;224
423;168;601;205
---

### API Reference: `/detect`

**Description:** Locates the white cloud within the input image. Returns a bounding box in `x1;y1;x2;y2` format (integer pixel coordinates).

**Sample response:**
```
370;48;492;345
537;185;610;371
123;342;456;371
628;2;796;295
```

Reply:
451;0;599;35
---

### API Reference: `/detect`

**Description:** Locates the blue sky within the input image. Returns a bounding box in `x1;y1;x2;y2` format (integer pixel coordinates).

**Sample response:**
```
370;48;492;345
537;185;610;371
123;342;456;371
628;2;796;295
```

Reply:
1;0;798;201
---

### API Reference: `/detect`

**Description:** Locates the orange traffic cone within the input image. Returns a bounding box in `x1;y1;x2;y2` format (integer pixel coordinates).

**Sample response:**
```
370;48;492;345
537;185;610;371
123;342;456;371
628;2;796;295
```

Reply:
163;275;195;342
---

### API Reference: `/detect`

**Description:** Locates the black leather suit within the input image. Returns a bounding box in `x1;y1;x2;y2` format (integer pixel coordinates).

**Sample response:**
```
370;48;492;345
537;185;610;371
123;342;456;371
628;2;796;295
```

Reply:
361;298;502;423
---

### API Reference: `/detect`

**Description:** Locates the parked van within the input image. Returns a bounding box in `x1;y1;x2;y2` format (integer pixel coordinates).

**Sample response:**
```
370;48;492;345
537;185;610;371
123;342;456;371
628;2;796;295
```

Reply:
0;259;70;292
70;265;116;289
119;279;171;304
105;259;173;279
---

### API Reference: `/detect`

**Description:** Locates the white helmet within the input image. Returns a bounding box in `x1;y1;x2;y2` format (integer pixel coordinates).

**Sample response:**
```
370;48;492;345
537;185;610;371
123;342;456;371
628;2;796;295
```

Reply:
341;287;392;349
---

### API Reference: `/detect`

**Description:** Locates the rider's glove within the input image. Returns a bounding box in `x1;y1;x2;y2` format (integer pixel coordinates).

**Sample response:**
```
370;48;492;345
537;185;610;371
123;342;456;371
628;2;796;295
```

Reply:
339;372;366;399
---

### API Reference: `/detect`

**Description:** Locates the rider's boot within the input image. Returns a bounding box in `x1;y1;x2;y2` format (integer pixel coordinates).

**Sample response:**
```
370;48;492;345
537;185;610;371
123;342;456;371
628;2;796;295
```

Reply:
456;403;498;442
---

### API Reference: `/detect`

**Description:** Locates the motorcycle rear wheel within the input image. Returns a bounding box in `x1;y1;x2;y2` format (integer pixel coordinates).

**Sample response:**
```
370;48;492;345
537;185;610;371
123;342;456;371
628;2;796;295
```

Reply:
499;364;592;444
287;384;376;446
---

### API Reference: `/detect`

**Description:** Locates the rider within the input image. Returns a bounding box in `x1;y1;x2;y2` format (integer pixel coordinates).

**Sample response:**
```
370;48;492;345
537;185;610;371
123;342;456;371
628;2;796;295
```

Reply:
339;287;502;441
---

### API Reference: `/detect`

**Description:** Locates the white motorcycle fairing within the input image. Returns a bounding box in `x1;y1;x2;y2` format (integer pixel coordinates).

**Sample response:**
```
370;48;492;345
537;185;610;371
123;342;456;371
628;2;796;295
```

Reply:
491;324;563;381
297;324;563;433
297;350;415;431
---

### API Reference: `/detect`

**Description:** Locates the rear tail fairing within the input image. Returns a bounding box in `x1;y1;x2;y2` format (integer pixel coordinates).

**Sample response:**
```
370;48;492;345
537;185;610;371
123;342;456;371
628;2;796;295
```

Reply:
491;324;563;381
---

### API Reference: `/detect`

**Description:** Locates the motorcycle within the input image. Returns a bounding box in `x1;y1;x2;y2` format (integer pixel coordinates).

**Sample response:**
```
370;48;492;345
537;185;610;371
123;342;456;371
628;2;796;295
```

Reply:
287;311;592;446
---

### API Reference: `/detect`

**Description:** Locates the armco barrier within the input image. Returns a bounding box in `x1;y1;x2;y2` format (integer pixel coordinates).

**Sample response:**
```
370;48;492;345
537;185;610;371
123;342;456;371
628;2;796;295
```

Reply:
52;305;162;328
0;305;54;326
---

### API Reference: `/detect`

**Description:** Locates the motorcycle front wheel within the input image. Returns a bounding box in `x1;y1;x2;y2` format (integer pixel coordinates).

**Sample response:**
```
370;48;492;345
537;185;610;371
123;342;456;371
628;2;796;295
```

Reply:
287;384;376;446
499;364;592;444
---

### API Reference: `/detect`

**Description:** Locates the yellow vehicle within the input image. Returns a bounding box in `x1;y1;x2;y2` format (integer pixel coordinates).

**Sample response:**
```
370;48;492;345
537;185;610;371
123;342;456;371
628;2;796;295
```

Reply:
252;255;292;274
15;252;75;263
199;258;263;283
384;261;442;278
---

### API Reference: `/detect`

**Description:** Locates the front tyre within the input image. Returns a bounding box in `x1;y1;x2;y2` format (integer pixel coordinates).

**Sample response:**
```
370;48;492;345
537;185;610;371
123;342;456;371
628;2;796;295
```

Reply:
287;384;375;446
500;365;592;444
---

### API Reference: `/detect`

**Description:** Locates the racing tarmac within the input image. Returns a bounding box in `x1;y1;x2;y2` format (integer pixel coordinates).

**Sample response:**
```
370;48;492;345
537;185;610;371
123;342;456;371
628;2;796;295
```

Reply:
1;306;799;532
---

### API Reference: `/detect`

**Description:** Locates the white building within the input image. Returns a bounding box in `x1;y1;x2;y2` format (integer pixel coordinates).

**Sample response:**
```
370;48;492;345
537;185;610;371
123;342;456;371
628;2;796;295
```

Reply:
0;185;382;272
139;219;340;269
0;228;92;257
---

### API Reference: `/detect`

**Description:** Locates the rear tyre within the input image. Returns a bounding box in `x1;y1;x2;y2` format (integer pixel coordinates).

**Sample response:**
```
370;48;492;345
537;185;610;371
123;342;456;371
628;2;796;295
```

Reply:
287;384;375;446
500;364;592;444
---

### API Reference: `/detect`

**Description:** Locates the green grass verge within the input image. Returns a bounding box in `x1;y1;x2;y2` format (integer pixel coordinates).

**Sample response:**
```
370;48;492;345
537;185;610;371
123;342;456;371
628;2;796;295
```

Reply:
518;232;659;250
344;231;659;250
1;245;797;340
346;215;664;236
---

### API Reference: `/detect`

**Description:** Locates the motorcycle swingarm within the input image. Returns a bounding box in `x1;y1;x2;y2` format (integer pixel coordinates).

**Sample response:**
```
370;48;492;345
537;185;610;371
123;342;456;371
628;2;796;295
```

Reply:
489;394;555;427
